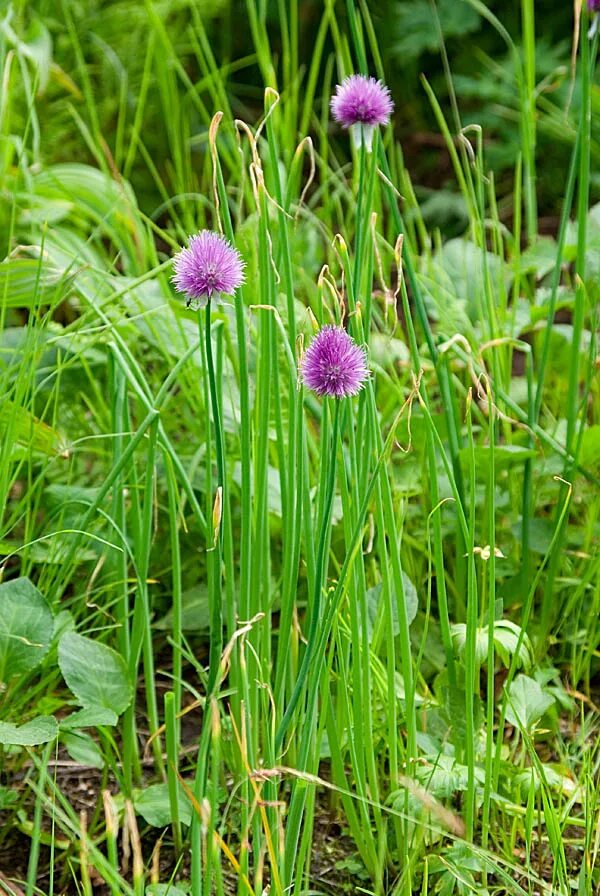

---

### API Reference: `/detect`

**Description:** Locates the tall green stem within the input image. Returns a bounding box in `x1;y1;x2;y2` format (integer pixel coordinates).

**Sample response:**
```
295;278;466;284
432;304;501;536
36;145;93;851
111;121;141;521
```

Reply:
275;400;340;753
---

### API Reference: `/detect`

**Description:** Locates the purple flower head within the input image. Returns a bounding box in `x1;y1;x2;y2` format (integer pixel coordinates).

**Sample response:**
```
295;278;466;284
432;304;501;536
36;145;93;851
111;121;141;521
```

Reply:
331;75;393;151
589;0;600;10
172;230;245;308
300;325;369;399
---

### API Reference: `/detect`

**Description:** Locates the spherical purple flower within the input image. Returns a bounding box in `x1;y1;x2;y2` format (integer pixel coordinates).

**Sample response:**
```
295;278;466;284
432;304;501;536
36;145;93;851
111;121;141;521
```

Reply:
589;0;600;11
331;75;393;151
300;325;369;399
172;230;245;308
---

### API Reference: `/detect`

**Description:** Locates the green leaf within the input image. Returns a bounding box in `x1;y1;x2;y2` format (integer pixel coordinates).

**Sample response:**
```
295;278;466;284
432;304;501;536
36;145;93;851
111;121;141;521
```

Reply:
511;518;557;555
392;0;480;61
135;783;193;828
2;16;53;92
423;238;510;326
505;674;555;733
32;164;145;269
146;887;189;896
59;706;118;730
0;400;68;457
459;444;537;474
579;424;600;473
365;573;418;642
518;237;575;280
0;786;19;810
491;620;533;670
58;632;132;715
0;716;58;746
61;731;104;769
155;585;209;632
451;620;532;670
442;686;483;751
415;754;473;798
0;577;54;681
0;256;66;308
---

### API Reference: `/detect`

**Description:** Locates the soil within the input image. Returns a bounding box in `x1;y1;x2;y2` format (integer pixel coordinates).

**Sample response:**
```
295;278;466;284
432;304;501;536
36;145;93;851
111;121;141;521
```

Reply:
0;771;363;895
0;684;363;895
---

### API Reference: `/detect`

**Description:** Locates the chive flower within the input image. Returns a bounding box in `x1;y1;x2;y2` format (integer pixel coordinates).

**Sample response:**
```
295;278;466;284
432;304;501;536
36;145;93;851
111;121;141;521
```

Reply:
300;325;369;399
589;0;600;10
330;74;394;152
172;230;245;308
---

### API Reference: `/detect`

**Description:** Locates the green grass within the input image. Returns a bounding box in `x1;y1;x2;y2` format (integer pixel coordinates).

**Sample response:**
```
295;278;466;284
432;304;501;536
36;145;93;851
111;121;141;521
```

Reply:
0;1;599;894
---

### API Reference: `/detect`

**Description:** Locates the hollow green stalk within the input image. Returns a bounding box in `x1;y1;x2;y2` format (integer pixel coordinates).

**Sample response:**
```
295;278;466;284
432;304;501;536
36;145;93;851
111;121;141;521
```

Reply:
164;691;182;855
275;398;341;754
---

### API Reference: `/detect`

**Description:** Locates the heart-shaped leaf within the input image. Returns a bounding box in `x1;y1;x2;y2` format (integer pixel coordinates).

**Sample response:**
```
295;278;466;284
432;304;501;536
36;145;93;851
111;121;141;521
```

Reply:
0;716;58;746
62;731;104;768
135;782;193;827
505;675;555;733
58;632;132;716
0;577;54;682
59;706;118;730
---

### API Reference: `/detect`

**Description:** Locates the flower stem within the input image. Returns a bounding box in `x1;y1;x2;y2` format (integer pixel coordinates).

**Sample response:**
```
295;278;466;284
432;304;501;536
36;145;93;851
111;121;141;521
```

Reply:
205;300;225;491
275;399;340;754
191;300;226;896
203;300;224;701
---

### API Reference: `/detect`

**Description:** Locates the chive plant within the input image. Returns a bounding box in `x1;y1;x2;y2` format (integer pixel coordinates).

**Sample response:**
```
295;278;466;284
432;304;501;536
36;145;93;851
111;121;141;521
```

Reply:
1;1;599;894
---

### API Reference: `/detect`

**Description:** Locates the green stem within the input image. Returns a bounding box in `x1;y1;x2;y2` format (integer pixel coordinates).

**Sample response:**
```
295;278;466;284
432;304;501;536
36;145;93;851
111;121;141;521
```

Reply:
202;300;225;697
520;0;537;242
165;691;182;855
205;301;225;491
275;399;340;753
191;299;225;896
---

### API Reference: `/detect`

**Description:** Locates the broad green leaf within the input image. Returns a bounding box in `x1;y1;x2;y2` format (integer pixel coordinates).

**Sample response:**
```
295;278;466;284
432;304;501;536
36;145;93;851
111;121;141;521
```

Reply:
491;621;533;670
505;674;555;733
232;464;283;516
135;782;193;827
0;577;54;681
422;237;510;328
459;444;537;473
392;0;480;60
58;632;132;715
0;400;69;457
518;236;575;280
61;731;104;769
451;620;532;670
415;754;472;798
365;574;418;642
442;686;482;751
0;787;19;810
546;325;594;374
511;518;557;555
579;425;600;473
370;333;411;366
514;765;577;796
52;610;75;643
155;585;209;632
0;715;58;746
59;706;118;730
32;164;146;271
0;256;65;308
28;540;97;565
146;886;188;896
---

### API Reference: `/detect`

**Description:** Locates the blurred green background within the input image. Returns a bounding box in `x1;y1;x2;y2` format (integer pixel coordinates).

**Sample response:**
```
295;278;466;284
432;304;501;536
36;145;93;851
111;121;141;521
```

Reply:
2;0;597;237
